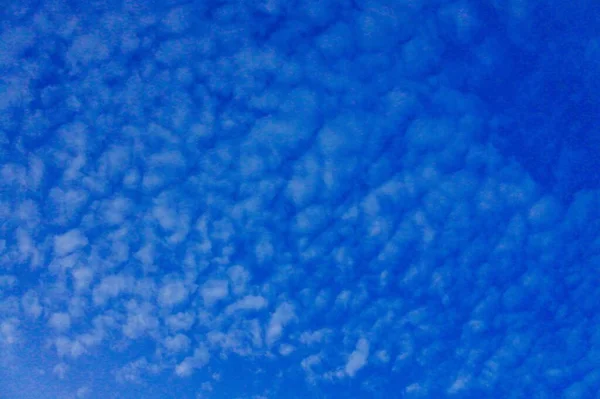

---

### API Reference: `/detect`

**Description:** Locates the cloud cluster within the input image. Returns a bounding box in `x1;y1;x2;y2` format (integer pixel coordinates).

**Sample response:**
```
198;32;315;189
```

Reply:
0;1;598;398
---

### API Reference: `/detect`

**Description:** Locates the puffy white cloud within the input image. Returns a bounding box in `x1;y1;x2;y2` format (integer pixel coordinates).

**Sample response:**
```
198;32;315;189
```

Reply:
528;196;562;229
76;386;91;398
158;280;188;308
161;7;190;34
0;318;19;345
92;274;130;306
123;301;159;339
53;363;68;379
206;319;263;356
0;275;17;288
278;344;295;356
227;265;250;295
166;312;196;332
71;267;94;292
66;34;110;70
55;337;86;359
344;338;369;377
164;334;191;353
53;229;88;257
301;353;322;376
266;302;296;346
175;346;210;378
49;312;71;332
375;350;390;364
115;358;158;384
21;290;42;319
448;373;471;394
200;280;229;307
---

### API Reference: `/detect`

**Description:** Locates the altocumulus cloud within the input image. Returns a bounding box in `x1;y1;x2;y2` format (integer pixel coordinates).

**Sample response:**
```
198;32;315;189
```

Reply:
0;0;599;398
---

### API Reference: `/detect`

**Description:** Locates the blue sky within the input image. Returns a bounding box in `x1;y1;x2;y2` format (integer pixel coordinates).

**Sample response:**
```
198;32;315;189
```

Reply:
0;0;599;398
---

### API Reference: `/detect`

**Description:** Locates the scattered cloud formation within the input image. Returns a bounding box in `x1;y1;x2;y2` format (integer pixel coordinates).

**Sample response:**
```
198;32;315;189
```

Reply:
0;1;598;398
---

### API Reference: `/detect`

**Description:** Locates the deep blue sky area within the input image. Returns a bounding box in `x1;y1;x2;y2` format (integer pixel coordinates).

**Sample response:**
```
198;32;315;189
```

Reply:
0;1;599;398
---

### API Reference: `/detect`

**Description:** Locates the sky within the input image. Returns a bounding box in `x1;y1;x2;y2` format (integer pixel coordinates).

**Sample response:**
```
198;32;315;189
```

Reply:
0;0;599;398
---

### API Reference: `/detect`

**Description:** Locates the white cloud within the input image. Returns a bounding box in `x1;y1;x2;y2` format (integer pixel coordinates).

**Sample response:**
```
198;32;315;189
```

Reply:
175;346;210;377
123;301;159;339
0;275;16;288
335;290;351;308
299;329;331;345
206;319;263;355
166;312;196;332
53;363;68;379
49;187;88;226
67;34;110;70
200;280;229;307
164;334;191;353
345;338;369;377
0;318;19;345
72;267;94;292
161;7;190;34
115;358;154;384
76;386;91;398
225;295;267;315
448;373;471;394
375;350;390;364
301;353;322;375
0;3;595;397
100;196;132;226
528;196;561;229
15;227;38;265
158;280;189;308
54;229;88;257
49;312;71;332
266;302;296;346
227;265;250;295
278;344;295;356
21;290;42;319
92;274;130;305
55;337;86;359
135;243;155;268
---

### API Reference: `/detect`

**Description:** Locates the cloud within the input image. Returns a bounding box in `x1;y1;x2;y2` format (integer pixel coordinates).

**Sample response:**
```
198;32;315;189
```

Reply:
266;302;296;346
301;353;322;378
166;312;196;332
92;274;131;306
158;280;189;308
344;338;369;377
175;346;210;378
71;267;94;292
53;363;68;379
299;329;332;345
122;300;159;339
21;290;42;319
278;343;295;356
200;280;229;307
225;295;268;315
55;337;86;359
527;196;562;228
53;229;88;257
115;358;157;384
227;265;250;295
164;334;191;353
49;312;71;332
0;318;19;345
0;1;598;398
76;386;91;398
